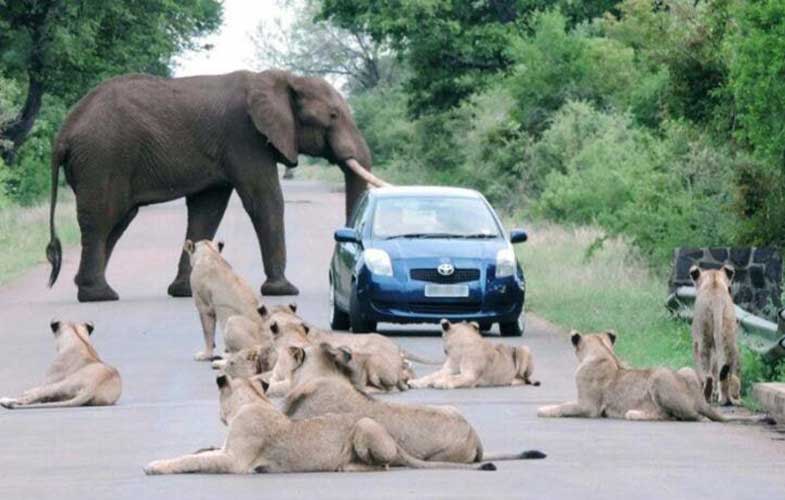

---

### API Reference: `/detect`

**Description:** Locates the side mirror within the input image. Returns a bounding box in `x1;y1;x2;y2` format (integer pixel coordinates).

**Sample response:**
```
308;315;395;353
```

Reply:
334;227;361;244
509;229;528;244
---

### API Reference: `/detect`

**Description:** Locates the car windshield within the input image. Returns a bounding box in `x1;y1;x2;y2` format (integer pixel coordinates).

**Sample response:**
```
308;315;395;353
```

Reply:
371;196;501;239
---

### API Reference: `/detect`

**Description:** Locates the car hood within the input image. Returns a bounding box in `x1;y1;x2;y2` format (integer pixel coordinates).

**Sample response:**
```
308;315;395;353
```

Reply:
367;237;506;261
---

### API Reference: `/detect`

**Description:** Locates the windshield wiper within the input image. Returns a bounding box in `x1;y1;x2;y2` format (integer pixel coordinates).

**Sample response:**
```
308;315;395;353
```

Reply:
384;233;453;239
460;233;498;239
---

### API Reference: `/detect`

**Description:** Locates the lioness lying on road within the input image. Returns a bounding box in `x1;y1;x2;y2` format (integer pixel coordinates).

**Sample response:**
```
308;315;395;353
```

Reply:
537;330;724;421
304;326;420;391
214;304;303;372
185;239;263;361
0;321;121;409
284;343;546;463
690;265;741;406
409;319;539;389
143;374;497;474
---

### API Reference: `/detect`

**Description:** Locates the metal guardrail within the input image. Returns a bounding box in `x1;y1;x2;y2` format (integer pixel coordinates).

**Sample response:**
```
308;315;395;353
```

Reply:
665;286;785;363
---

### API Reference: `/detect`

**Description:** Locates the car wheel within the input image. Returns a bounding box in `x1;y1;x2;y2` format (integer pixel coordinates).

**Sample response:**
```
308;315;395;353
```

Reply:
500;316;524;337
329;278;351;330
350;284;376;334
478;321;493;332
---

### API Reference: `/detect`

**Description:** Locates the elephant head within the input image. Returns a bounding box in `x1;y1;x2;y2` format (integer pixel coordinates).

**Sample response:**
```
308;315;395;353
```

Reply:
246;70;388;220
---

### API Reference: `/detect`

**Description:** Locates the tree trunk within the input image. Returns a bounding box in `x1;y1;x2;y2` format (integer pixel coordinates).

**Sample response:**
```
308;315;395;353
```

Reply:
0;75;44;164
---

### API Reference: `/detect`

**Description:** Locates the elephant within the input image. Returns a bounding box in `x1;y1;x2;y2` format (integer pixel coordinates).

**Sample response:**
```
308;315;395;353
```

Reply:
45;69;387;302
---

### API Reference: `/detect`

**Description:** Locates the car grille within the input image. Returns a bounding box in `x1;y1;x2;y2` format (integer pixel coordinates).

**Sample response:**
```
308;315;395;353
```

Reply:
373;300;482;315
407;301;482;314
410;268;480;283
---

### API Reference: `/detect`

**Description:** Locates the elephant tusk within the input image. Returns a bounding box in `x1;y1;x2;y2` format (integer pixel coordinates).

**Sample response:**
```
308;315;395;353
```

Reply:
345;158;391;188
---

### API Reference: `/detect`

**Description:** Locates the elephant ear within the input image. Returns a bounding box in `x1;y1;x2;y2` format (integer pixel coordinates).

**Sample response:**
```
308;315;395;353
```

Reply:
246;70;298;167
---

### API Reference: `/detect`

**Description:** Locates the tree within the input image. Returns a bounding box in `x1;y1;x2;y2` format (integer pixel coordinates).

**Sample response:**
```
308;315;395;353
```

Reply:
318;0;621;115
0;0;222;163
251;0;395;92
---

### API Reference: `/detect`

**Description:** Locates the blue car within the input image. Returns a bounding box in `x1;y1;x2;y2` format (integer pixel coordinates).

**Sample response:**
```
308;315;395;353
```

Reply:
328;186;528;336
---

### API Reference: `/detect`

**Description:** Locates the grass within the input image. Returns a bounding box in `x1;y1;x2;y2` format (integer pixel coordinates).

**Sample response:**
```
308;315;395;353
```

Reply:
0;192;79;285
516;223;694;369
515;222;785;399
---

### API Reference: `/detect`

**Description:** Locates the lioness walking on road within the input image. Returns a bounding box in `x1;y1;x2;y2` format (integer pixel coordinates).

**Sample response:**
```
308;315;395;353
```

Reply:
143;375;497;474
186;239;264;361
690;265;741;406
409;319;539;389
537;331;724;421
0;321;121;409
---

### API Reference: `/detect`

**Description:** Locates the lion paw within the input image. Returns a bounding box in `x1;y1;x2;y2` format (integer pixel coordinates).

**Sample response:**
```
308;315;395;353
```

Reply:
0;397;16;409
194;351;214;362
143;461;165;475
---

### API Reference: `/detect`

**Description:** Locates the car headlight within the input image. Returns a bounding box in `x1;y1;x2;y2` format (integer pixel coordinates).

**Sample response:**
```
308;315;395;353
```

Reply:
496;247;517;278
363;248;393;276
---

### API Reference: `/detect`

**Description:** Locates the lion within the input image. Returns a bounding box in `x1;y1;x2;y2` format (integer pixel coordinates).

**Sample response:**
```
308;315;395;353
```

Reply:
143;374;496;474
185;239;263;361
408;319;539;389
690;265;741;406
283;343;546;464
0;321;121;409
537;330;724;421
213;304;302;371
303;326;420;391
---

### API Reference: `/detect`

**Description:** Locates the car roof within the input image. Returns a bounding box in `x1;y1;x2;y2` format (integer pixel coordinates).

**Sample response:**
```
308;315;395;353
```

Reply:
369;185;483;199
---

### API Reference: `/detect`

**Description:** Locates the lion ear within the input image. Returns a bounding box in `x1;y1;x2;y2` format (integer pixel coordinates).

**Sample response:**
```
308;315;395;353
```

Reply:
257;305;268;318
605;330;617;345
216;375;229;389
289;346;305;366
722;264;735;282
440;319;451;332
258;378;270;393
84;322;95;336
689;265;701;283
469;321;480;331
183;240;195;255
50;320;61;334
288;303;297;314
302;323;310;334
217;241;225;253
570;330;582;347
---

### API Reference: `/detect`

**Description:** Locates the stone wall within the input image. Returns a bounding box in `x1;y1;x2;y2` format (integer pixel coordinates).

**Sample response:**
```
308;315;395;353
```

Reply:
669;247;783;319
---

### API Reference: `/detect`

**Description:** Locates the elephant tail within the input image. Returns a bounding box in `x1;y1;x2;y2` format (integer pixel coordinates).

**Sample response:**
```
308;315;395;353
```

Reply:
46;141;66;287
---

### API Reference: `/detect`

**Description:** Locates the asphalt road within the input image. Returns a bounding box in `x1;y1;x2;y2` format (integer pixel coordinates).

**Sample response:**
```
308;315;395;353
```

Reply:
0;180;782;500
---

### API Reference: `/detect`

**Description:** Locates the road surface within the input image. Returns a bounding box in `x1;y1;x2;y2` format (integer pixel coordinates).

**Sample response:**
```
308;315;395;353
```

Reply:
0;180;782;499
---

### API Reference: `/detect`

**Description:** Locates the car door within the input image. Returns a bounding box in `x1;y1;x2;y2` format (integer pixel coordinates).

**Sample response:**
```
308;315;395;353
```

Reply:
334;194;369;308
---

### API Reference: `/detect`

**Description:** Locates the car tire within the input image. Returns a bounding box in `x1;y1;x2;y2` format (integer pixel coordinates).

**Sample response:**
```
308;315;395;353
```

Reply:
500;316;524;337
329;278;351;330
478;321;493;332
350;284;376;334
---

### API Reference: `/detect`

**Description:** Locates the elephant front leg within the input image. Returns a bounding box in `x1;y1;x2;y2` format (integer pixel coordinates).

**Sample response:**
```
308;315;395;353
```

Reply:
169;186;233;297
236;177;298;296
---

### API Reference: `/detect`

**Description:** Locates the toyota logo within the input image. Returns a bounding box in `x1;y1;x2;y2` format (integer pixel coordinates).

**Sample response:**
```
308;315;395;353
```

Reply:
437;263;455;276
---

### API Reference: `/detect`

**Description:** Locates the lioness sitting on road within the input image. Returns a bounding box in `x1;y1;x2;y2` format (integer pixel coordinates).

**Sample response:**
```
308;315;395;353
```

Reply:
0;321;121;409
409;319;539;389
185;239;263;361
537;330;724;421
283;343;546;464
690;265;741;406
143;374;496;474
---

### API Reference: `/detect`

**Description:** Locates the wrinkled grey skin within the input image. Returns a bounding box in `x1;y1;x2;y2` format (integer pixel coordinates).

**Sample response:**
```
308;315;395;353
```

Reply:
46;70;374;302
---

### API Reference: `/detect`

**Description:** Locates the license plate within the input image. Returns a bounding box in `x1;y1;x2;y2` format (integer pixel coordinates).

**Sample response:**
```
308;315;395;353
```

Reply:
424;284;469;298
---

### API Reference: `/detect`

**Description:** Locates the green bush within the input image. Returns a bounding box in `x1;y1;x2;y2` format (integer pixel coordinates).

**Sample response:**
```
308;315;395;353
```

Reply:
533;100;739;266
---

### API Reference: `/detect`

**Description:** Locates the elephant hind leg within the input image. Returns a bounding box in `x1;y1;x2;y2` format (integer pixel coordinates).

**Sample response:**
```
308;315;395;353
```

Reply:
105;206;139;266
74;191;132;302
168;186;233;297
